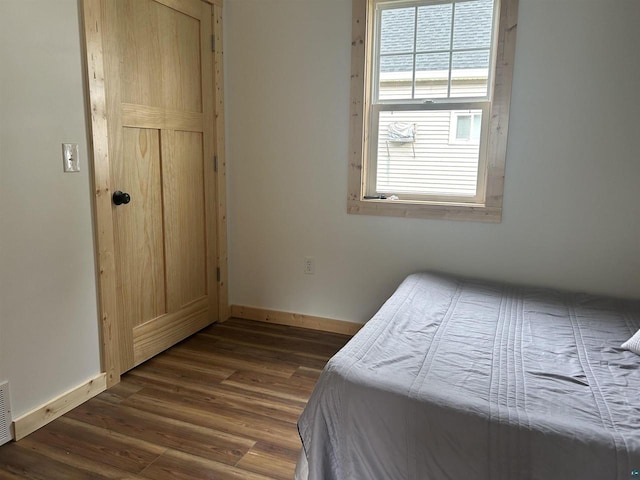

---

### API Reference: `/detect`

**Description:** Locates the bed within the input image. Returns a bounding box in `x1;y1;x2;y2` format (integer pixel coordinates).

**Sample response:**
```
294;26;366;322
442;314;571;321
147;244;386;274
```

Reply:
296;272;640;480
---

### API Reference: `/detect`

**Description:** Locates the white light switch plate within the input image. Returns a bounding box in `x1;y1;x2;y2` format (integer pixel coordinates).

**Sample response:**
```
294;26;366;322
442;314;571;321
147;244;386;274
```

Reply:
62;143;80;172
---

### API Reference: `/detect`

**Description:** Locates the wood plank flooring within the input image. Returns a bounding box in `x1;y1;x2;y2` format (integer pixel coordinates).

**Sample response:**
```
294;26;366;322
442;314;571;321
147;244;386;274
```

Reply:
0;318;352;480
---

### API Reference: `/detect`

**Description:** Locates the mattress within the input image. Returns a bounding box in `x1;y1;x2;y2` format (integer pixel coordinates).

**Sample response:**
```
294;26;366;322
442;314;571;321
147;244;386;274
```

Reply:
297;272;640;480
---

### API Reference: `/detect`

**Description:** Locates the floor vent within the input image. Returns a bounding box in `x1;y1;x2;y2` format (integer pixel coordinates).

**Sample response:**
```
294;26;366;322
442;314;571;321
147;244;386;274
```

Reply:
0;382;11;445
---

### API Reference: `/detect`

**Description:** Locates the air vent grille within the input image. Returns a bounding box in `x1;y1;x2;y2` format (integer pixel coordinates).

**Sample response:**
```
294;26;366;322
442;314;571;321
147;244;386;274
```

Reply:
0;382;11;445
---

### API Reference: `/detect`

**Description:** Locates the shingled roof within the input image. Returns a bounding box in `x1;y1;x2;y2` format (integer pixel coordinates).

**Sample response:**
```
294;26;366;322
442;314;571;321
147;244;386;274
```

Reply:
380;0;494;73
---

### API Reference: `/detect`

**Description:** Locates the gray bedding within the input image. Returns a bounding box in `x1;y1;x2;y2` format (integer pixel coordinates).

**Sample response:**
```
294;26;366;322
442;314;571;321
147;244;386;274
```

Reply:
297;272;640;480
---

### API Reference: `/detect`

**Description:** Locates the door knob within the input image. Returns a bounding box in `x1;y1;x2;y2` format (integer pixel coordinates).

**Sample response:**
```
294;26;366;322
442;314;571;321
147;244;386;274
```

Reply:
112;190;131;205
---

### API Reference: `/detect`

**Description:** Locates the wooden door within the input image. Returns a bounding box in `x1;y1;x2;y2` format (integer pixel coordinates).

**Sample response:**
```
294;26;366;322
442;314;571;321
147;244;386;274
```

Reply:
85;0;221;377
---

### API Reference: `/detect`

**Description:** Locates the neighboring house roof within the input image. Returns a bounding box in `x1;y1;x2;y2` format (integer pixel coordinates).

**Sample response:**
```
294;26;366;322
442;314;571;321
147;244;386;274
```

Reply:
380;0;493;73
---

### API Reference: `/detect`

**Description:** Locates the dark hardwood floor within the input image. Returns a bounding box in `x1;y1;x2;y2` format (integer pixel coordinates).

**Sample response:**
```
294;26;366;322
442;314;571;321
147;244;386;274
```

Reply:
0;318;351;480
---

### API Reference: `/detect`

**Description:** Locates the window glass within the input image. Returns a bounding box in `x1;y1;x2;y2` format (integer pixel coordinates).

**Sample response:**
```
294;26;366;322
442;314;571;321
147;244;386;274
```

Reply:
471;113;482;141
453;0;494;51
451;50;490;97
377;110;481;197
451;111;482;144
456;115;472;140
379;54;415;100
416;4;452;52
377;0;494;102
380;7;415;54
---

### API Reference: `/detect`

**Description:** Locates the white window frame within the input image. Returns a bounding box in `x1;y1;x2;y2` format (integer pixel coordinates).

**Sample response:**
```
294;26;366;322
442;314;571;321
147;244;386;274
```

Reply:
347;0;519;222
449;111;482;145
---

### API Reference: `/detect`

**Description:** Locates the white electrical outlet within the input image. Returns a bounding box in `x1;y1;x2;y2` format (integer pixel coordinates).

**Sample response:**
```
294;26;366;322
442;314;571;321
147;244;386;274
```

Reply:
62;143;80;172
304;256;315;275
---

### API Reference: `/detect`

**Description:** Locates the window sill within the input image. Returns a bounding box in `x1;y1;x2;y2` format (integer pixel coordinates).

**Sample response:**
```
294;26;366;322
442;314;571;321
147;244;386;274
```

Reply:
347;198;502;223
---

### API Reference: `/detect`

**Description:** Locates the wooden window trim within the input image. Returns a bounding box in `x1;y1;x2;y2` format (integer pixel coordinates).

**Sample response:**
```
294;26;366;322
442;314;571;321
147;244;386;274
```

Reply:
347;0;519;223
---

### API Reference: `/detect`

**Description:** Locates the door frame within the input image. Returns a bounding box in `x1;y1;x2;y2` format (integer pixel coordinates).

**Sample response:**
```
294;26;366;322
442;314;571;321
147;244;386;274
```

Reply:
81;0;229;388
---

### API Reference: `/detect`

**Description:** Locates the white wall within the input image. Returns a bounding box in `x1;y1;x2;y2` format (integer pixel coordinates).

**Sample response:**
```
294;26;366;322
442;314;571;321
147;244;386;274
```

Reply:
0;0;101;419
224;0;640;324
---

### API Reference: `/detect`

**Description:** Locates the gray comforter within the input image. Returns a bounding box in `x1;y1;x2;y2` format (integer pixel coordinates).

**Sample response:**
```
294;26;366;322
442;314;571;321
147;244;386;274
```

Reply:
298;272;640;480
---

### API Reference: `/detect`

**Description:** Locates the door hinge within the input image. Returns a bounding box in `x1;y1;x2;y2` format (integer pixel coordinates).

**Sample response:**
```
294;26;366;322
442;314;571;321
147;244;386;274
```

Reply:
216;267;221;282
213;155;218;172
211;34;215;52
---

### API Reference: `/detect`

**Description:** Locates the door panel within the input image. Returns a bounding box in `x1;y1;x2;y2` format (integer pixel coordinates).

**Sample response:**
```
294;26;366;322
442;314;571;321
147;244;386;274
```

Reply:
113;128;166;330
118;0;203;112
162;130;207;311
101;0;216;373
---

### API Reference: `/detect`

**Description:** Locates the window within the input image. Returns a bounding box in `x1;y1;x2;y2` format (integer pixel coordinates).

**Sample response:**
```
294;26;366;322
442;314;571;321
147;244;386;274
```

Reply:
348;0;519;222
451;111;482;144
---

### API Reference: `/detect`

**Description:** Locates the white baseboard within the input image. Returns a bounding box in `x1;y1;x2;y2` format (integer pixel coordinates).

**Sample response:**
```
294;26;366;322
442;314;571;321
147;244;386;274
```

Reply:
12;373;107;441
230;305;362;336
